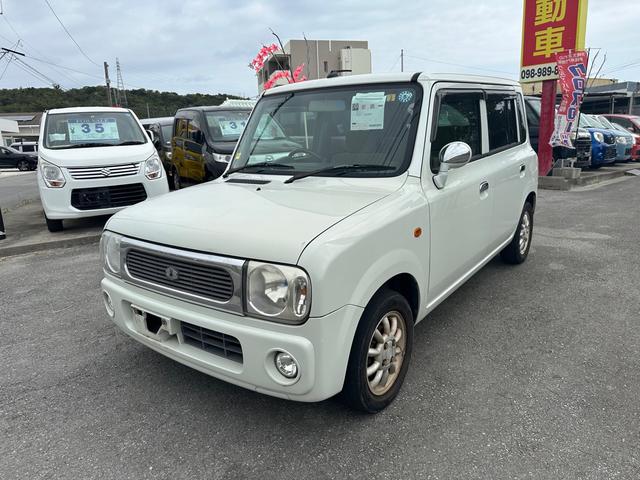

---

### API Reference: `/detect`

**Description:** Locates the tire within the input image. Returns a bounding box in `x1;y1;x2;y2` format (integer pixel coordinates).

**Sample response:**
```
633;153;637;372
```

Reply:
45;215;63;232
501;202;534;265
342;289;414;413
17;160;30;171
173;168;181;190
167;168;175;190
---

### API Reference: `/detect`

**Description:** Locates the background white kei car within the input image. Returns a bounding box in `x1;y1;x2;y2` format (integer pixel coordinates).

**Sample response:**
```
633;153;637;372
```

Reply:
100;72;537;413
38;106;169;232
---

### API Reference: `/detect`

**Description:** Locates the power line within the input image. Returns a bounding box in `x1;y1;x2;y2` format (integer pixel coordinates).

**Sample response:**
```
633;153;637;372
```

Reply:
42;0;99;67
404;53;514;76
1;11;82;87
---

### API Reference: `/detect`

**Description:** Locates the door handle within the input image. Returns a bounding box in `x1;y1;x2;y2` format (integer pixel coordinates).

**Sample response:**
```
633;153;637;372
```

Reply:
479;181;489;194
520;164;526;173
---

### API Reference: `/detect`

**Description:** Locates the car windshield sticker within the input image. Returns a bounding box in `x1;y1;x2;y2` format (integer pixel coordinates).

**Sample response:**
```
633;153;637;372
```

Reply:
67;118;119;142
218;118;247;137
398;90;414;103
350;92;386;131
48;133;66;142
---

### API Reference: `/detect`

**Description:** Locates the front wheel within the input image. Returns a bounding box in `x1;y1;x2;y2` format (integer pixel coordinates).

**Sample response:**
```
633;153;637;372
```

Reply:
172;168;182;190
342;289;414;413
17;160;30;171
45;215;63;232
501;202;533;265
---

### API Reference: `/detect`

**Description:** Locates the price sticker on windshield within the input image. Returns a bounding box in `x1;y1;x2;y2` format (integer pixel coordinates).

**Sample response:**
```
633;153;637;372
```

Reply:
218;119;247;137
68;118;119;142
350;92;386;131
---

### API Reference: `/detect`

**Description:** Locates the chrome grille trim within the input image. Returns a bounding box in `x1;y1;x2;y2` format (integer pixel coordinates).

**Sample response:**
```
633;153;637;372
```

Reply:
67;163;140;180
121;237;244;314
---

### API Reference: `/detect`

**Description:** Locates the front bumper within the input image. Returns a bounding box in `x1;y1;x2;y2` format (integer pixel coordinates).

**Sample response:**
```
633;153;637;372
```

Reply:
101;275;363;402
38;170;169;219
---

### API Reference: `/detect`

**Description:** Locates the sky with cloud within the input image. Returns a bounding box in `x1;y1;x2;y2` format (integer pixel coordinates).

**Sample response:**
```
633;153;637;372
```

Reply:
0;0;638;97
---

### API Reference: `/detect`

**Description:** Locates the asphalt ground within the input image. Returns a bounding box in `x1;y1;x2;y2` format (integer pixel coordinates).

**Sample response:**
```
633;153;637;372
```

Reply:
1;177;639;479
0;170;38;211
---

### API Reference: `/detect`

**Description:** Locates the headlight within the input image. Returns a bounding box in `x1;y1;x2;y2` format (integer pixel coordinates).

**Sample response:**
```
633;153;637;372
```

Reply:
593;132;604;143
616;136;625;144
100;231;123;276
213;152;231;163
40;160;66;188
569;131;577;142
144;154;163;179
246;261;311;323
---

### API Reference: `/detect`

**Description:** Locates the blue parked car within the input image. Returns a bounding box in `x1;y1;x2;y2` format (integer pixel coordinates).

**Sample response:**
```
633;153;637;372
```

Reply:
596;115;634;162
579;115;617;168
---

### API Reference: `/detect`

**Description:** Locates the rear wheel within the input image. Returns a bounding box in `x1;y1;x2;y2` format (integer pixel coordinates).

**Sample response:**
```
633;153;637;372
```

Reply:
342;289;414;413
45;215;63;232
501;202;533;265
17;160;30;171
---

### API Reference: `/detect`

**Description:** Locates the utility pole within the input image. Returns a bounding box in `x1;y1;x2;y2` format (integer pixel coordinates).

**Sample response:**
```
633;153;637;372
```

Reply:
103;61;112;107
400;49;404;72
146;103;150;118
115;58;128;108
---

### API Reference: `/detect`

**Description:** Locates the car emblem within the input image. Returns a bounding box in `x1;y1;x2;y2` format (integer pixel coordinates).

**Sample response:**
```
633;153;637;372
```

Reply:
101;168;112;177
165;266;179;281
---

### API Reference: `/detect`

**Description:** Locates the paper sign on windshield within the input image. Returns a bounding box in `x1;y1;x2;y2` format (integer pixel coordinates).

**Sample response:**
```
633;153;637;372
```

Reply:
68;118;119;142
218;119;247;137
350;92;386;131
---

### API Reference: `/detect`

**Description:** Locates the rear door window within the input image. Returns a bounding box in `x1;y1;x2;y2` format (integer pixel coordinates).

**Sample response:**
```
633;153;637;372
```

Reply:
486;93;519;152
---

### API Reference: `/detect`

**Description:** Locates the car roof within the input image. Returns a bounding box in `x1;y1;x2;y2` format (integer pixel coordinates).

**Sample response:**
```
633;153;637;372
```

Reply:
175;106;251;114
140;116;174;125
46;106;131;114
264;72;520;96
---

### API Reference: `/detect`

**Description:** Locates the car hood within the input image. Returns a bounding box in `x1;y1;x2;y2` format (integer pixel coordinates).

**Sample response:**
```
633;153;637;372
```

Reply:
39;143;154;167
106;174;405;264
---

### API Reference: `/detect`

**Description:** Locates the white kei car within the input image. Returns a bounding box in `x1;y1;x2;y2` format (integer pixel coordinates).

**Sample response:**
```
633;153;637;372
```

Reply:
38;107;169;232
100;73;537;412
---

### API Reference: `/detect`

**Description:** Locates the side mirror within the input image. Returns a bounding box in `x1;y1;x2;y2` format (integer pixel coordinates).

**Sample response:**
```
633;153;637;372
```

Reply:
433;141;472;189
145;129;155;142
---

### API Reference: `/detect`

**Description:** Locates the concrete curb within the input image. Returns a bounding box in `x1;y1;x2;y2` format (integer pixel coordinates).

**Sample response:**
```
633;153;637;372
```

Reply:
0;233;101;259
539;169;627;191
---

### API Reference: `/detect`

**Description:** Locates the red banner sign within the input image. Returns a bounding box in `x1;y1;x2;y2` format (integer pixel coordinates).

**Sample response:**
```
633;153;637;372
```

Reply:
551;50;588;147
520;0;588;83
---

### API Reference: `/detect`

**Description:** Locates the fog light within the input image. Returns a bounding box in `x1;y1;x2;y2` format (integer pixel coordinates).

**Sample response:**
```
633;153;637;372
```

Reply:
103;291;114;317
274;351;298;378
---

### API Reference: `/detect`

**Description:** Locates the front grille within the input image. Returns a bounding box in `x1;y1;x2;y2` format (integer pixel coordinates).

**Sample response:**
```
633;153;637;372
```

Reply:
625;147;632;156
181;322;243;363
605;146;617;160
604;133;616;145
71;183;147;210
67;163;140;180
126;249;234;302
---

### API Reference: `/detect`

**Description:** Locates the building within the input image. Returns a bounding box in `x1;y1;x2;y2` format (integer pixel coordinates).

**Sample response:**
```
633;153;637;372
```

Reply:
581;81;640;115
256;39;371;92
0;118;19;147
0;112;43;146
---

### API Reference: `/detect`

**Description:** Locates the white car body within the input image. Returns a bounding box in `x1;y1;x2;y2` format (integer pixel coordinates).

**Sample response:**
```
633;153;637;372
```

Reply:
101;73;537;403
37;106;169;221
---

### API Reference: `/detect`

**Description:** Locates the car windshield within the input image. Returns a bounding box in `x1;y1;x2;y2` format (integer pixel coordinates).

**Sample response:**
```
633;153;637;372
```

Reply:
43;111;147;149
204;110;250;142
598;116;622;132
160;124;172;145
230;83;422;178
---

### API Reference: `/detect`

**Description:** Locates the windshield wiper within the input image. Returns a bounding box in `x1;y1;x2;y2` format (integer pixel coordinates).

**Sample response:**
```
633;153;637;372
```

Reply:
55;142;109;149
284;164;396;184
223;162;294;178
115;141;146;146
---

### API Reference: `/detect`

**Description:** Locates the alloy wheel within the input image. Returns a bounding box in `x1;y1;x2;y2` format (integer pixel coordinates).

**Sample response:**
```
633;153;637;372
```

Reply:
519;211;531;255
366;310;407;396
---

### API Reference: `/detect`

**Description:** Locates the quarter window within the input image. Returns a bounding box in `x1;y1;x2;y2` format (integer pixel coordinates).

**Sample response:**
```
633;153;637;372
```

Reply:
431;91;482;172
486;94;519;151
